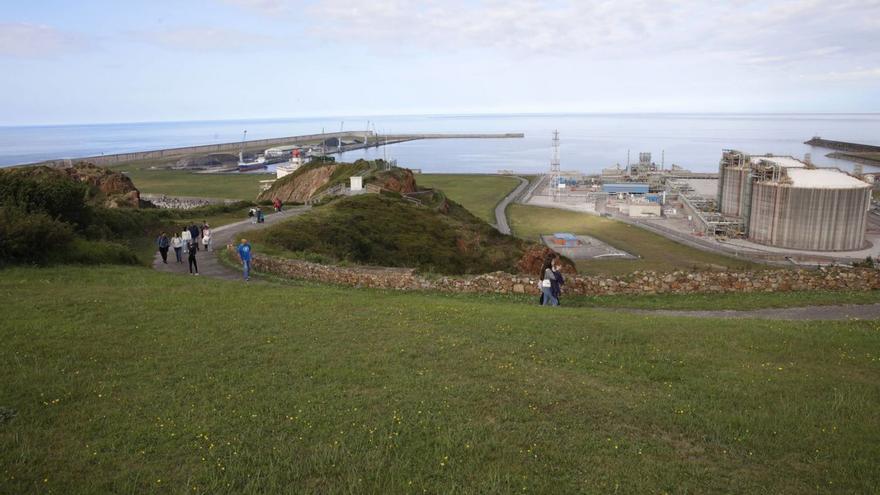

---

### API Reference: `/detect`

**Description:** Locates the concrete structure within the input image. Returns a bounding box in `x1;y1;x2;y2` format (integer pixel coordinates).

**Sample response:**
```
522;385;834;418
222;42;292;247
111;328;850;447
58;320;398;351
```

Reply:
717;150;871;251
624;199;662;218
350;176;363;191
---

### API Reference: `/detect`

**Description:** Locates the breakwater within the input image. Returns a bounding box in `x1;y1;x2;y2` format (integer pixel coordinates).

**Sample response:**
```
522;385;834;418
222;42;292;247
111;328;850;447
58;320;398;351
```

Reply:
805;137;880;153
23;131;525;169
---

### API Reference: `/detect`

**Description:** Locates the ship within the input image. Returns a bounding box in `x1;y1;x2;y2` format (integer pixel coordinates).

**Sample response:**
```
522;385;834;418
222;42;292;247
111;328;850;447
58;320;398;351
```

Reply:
237;130;268;172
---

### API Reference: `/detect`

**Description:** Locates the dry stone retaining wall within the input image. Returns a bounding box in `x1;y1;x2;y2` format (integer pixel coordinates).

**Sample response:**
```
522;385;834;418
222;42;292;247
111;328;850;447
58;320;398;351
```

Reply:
231;246;880;296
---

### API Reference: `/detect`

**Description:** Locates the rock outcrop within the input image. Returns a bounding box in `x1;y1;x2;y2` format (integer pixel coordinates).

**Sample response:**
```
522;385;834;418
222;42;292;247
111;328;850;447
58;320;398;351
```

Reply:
258;165;336;203
175;153;238;169
63;163;141;208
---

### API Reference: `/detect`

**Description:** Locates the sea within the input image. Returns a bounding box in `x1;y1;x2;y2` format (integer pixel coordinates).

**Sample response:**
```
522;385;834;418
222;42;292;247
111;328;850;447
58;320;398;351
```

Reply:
2;113;880;174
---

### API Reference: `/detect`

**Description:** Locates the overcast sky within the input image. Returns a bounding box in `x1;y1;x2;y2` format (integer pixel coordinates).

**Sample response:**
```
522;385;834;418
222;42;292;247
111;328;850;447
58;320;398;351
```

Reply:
1;0;879;125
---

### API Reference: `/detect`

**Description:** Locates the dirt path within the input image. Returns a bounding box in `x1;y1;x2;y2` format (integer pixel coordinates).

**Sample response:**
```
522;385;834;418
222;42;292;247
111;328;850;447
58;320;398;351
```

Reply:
149;204;880;320
495;176;529;235
152;206;310;281
615;304;880;321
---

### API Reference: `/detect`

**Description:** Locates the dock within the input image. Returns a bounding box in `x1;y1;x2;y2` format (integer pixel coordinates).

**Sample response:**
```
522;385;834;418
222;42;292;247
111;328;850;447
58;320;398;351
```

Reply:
24;131;525;168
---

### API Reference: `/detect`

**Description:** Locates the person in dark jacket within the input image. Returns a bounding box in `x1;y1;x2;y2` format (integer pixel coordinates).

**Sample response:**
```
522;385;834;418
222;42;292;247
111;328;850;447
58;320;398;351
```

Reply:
156;232;170;264
188;224;200;251
187;241;199;275
550;257;565;305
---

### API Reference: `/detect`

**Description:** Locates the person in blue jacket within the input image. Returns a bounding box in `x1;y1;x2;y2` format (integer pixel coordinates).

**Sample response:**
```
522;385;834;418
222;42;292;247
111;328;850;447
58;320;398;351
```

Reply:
237;238;252;282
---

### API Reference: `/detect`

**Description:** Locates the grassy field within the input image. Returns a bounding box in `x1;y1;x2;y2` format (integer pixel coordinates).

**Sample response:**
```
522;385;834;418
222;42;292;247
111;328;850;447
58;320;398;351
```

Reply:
117;167;267;201
415;174;521;224
509;204;758;276
1;265;879;494
563;289;880;310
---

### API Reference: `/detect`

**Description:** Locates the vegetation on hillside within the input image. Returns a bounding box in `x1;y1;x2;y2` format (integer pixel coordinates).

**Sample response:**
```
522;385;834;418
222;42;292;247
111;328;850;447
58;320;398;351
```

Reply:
256;193;532;275
1;265;878;493
415;173;521;224
258;159;415;203
0;165;261;265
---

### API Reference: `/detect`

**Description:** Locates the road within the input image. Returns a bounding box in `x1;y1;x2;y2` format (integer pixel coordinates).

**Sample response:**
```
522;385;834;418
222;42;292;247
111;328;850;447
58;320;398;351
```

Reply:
495;176;529;235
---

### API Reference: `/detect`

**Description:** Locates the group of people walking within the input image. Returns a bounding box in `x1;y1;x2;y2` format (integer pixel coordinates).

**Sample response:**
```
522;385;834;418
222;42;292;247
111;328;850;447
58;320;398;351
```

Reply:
539;255;565;307
156;221;212;276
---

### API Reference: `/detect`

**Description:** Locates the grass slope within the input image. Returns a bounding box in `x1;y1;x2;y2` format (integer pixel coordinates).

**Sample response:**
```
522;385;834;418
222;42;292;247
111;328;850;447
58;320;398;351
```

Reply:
254;194;528;275
415;174;521;224
1;266;879;494
116;168;266;201
509;204;758;276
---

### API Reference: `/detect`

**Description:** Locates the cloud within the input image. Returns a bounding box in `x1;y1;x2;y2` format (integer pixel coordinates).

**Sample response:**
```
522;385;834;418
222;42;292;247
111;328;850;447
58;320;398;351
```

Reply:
804;67;880;81
0;23;85;58
219;0;292;15
137;27;276;51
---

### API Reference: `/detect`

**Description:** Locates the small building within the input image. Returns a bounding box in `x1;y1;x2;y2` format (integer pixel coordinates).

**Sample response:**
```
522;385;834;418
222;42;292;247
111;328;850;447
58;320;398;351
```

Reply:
624;198;662;218
552;233;579;247
350;176;363;191
602;183;650;194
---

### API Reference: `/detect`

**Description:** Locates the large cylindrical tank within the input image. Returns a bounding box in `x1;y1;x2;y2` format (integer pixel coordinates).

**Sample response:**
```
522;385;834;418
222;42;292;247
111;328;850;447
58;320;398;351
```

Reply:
719;166;749;217
748;183;871;251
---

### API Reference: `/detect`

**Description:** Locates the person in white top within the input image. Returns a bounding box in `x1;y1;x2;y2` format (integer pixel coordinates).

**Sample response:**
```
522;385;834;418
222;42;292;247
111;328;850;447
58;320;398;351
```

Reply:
202;224;212;252
170;234;184;263
181;228;192;254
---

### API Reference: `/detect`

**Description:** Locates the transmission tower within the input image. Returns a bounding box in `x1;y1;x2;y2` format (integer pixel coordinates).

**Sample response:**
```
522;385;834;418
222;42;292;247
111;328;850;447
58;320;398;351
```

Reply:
550;130;561;201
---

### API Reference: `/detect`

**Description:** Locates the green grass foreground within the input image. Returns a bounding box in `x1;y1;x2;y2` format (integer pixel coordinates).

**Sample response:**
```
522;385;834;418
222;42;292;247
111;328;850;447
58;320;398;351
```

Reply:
415;174;521;225
2;266;879;493
509;204;758;276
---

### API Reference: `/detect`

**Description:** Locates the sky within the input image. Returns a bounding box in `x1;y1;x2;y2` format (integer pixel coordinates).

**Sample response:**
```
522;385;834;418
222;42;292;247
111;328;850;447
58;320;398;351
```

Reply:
1;0;879;125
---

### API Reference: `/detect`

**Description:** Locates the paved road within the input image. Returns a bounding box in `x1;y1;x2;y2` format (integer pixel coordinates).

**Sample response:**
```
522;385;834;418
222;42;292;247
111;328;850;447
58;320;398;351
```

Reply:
152;206;310;281
495;176;529;235
616;303;880;321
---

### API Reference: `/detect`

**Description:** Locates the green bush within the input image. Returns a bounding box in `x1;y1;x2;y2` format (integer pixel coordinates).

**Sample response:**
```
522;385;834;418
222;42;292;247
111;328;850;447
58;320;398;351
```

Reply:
259;194;529;275
0;206;75;264
51;238;140;265
0;167;90;226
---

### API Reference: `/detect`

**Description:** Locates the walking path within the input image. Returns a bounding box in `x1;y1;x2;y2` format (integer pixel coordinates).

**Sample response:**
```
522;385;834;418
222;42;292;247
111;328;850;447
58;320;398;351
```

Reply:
152;206;310;281
617;303;880;321
150;203;880;320
495;176;529;235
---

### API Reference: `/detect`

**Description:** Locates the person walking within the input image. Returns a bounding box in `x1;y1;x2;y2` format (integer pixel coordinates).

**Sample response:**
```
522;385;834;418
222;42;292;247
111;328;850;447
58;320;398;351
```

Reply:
256;207;264;223
156;232;170;264
237;238;252;281
201;224;212;252
171;233;183;263
187;240;199;275
551;257;565;306
181;226;192;247
540;258;558;307
188;223;201;251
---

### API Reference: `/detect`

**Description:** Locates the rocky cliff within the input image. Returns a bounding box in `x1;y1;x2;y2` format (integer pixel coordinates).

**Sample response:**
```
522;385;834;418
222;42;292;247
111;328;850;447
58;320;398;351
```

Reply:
258;164;337;203
62;163;141;208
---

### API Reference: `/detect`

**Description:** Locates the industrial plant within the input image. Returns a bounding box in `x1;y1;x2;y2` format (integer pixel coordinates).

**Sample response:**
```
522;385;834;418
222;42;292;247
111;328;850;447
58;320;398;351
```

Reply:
716;151;872;251
526;132;877;263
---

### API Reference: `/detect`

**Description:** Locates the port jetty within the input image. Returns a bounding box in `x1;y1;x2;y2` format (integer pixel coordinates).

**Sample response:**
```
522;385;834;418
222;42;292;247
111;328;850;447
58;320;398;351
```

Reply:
805;137;880;167
25;131;524;168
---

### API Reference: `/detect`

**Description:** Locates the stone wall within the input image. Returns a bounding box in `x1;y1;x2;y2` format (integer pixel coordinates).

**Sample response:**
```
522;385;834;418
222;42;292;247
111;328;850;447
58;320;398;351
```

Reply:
230;246;880;296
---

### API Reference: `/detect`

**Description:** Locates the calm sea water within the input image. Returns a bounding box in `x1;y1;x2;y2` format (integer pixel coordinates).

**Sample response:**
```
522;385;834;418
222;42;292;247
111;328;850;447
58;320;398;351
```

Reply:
2;114;879;174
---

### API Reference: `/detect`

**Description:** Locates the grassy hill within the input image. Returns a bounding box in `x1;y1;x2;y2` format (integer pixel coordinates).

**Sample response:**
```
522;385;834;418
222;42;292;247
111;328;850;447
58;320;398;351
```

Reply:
1;265;878;493
415;174;521;224
254;193;532;275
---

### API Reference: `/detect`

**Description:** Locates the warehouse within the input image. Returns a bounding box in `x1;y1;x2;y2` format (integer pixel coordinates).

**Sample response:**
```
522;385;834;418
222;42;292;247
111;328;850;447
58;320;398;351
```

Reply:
717;150;871;251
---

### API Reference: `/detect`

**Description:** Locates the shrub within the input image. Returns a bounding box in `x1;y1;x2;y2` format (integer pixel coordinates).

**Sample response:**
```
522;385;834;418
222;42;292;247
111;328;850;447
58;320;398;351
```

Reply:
0;206;75;264
0;167;90;226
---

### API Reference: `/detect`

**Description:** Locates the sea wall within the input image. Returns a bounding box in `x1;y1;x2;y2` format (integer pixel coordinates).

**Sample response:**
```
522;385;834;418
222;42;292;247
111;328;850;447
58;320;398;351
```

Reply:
229;246;880;296
805;138;880;154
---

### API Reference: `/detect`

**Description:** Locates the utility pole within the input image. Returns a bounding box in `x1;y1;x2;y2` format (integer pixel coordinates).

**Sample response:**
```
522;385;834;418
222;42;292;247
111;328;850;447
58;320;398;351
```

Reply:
550;130;561;202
